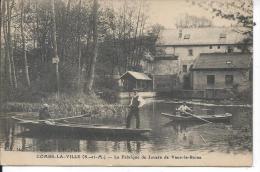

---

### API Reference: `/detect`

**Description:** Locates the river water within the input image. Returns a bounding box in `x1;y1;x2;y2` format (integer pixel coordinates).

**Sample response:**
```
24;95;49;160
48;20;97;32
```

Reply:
0;99;252;154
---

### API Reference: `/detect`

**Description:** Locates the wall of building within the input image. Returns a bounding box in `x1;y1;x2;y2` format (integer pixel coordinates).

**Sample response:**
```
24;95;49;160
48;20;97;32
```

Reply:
142;43;250;91
152;60;179;75
192;70;250;91
162;44;241;70
153;74;179;92
155;44;244;88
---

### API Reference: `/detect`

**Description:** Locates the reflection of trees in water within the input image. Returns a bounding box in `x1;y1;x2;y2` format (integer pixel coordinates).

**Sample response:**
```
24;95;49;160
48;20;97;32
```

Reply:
3;118;15;151
86;140;98;152
126;141;141;153
32;138;80;152
57;139;80;152
22;137;26;150
112;141;120;152
35;139;57;152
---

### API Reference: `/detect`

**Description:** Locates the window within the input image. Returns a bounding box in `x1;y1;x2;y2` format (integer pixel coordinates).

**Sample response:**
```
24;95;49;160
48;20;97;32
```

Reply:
207;75;215;86
183;65;187;72
219;33;226;38
179;30;182;38
227;46;233;53
188;49;193;56
217;45;221;49
184;34;190;39
225;75;234;86
209;45;213;49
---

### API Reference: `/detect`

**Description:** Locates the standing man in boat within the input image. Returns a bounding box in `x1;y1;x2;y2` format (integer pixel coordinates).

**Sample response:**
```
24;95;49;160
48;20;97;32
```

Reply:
176;102;192;117
39;103;51;120
126;90;145;128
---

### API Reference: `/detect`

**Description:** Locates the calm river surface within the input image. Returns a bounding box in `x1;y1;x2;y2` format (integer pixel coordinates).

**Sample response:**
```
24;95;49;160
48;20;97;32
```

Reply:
0;98;252;153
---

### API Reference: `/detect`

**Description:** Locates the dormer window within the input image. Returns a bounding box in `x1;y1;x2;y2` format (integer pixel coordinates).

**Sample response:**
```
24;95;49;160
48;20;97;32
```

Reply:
219;33;226;38
184;34;190;39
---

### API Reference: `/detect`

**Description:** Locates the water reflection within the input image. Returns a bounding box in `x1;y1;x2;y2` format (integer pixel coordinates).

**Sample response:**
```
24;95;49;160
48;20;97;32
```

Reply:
127;141;141;153
0;99;252;153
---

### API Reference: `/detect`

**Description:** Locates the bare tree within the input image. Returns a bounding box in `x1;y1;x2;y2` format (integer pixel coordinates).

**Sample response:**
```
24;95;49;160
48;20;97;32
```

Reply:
77;0;82;89
21;0;31;88
85;0;98;93
51;0;60;96
0;0;3;104
7;0;17;89
3;0;16;91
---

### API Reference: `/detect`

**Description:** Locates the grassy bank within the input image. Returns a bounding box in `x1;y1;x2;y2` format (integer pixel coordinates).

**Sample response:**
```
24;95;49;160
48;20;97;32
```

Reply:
1;93;128;126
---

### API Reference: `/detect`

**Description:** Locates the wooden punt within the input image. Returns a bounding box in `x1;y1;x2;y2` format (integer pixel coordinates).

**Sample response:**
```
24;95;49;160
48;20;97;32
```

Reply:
161;112;232;123
12;116;151;136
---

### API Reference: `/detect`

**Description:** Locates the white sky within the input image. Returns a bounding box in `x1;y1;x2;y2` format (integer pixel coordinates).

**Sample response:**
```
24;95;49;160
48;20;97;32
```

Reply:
146;0;235;28
100;0;236;29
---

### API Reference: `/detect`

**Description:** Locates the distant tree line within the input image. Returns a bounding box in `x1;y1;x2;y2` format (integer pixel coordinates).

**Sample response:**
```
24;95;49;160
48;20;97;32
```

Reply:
187;0;253;42
175;14;212;28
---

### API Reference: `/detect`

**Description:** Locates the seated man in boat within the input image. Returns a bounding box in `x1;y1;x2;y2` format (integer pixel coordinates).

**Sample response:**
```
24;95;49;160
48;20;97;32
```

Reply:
126;90;145;129
39;103;51;120
176;102;192;117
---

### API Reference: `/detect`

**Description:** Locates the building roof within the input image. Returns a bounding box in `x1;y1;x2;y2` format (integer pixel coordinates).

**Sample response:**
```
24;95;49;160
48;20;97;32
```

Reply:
120;71;152;80
156;27;248;46
192;53;252;70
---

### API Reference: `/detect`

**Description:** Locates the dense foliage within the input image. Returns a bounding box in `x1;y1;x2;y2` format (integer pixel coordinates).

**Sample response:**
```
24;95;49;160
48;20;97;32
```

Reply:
0;0;160;103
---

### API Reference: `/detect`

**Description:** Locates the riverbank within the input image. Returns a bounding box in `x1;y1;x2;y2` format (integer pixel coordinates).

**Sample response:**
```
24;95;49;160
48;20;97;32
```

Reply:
0;93;128;125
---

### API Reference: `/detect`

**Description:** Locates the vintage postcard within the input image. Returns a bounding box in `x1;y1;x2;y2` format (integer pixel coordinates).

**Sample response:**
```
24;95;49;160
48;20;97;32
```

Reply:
0;0;253;166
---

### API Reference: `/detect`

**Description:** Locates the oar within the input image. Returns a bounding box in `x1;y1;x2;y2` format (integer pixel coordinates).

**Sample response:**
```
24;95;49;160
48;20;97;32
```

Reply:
39;114;91;122
184;111;213;124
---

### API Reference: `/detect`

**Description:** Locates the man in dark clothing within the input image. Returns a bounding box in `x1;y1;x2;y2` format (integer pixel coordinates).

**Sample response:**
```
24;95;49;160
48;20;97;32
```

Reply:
39;104;51;120
126;90;145;128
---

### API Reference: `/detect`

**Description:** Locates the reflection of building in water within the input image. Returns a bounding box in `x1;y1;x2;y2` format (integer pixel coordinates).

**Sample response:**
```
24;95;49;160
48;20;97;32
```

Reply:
170;123;205;147
3;119;15;151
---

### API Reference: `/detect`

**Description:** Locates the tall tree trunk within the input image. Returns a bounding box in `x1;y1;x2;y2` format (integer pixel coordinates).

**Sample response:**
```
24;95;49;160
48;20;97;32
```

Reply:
77;0;82;90
21;0;30;88
86;0;98;93
137;12;145;65
8;0;17;89
51;0;60;96
3;0;13;91
0;0;3;105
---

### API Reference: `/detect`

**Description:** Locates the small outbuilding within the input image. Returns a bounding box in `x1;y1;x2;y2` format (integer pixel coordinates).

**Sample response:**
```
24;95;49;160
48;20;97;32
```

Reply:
120;71;152;91
191;53;252;92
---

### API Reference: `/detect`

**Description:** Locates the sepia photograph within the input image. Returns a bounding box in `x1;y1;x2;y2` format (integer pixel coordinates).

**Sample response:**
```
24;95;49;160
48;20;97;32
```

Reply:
0;0;253;166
